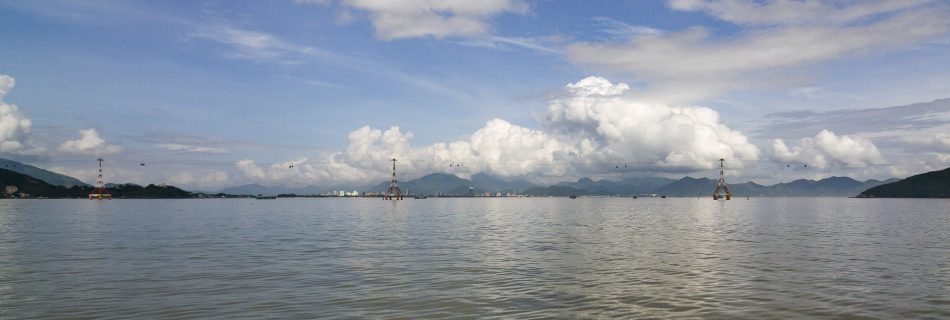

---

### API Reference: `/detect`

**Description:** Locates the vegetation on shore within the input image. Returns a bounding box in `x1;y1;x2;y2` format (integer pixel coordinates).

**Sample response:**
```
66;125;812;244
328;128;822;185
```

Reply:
0;168;192;198
857;167;950;198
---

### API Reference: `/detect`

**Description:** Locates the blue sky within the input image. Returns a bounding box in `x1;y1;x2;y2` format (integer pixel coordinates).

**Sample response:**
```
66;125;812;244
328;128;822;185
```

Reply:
1;0;949;190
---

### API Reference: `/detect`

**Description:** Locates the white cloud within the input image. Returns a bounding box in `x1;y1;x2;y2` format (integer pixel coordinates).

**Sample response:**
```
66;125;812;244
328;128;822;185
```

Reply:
235;159;266;180
903;132;950;151
458;35;562;54
337;0;528;40
158;143;228;154
541;76;760;171
567;1;950;102
168;170;230;189
58;128;121;155
667;0;931;26
935;152;950;164
0;75;46;157
592;16;662;40
769;130;885;168
235;76;760;185
187;24;334;64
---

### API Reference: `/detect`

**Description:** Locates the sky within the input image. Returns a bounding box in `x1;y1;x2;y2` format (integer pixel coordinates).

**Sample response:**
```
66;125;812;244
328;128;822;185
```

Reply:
1;0;949;191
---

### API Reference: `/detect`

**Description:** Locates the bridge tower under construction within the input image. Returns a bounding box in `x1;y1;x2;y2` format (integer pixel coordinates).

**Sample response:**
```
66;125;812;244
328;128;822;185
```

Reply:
384;158;404;200
89;158;112;200
712;158;732;200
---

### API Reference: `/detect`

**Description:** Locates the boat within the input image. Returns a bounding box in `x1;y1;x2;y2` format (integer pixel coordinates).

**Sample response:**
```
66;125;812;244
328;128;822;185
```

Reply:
569;195;577;199
660;195;667;198
632;195;638;199
414;195;427;199
255;194;277;200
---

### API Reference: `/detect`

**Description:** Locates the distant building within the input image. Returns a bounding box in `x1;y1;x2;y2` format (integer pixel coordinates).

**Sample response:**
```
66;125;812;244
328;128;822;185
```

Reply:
4;186;17;194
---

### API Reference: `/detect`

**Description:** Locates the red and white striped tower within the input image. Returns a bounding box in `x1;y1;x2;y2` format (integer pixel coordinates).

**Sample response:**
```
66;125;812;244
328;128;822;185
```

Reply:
89;158;112;200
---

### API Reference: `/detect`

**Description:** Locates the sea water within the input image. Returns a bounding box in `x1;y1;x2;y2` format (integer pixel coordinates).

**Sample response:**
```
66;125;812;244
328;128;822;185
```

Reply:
0;198;948;319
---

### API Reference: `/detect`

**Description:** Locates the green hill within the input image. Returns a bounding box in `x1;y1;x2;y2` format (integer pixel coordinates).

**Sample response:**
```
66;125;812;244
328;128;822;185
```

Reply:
857;167;950;198
0;157;89;187
0;168;192;198
0;168;87;197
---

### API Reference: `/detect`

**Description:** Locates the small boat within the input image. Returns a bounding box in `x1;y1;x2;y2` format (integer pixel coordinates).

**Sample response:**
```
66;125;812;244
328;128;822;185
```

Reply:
255;194;277;200
414;195;427;199
660;195;667;198
569;195;577;199
631;195;638;199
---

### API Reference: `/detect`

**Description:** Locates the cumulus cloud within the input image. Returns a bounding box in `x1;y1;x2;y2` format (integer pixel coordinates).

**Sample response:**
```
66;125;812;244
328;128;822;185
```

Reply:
0;75;46;157
542;77;760;170
335;0;528;40
236;159;267;180
770;130;885;168
58;128;121;155
567;1;950;102
235;76;760;185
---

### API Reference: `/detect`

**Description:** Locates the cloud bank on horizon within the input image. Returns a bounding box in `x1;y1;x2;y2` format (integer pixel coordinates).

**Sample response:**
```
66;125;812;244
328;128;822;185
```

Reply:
234;76;892;187
1;0;950;190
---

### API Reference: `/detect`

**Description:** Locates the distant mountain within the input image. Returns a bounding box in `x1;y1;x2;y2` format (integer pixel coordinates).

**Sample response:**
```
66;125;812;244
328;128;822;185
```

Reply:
370;173;473;195
557;176;675;195
0;168;191;198
763;177;895;197
619;177;679;192
0;157;88;187
654;176;898;197
470;173;536;193
858;167;950;198
231;170;899;198
653;177;716;196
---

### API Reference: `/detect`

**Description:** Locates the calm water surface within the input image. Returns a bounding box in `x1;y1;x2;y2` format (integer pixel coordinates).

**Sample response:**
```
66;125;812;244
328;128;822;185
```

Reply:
0;198;948;319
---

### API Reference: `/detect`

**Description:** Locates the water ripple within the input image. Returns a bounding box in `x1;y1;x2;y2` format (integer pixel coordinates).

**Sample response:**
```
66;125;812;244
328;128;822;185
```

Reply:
0;198;948;319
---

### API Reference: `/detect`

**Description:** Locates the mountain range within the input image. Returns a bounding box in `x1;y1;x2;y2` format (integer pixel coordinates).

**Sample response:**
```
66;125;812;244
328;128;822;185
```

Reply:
858;166;950;198
355;173;898;197
652;176;899;197
0;158;88;187
0;168;191;198
0;156;929;198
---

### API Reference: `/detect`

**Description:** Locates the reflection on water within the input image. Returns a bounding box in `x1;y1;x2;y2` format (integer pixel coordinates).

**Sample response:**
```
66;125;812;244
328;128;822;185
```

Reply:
0;198;948;318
